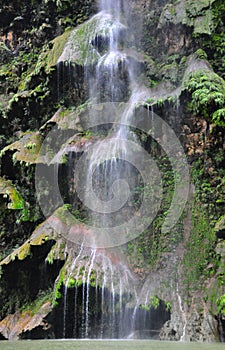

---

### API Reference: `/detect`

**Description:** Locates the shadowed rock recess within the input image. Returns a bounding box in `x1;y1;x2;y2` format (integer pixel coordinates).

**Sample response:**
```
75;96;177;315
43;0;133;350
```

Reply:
0;0;225;342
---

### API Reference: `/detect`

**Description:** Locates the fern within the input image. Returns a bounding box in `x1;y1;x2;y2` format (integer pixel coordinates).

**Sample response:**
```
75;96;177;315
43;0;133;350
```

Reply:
184;69;225;126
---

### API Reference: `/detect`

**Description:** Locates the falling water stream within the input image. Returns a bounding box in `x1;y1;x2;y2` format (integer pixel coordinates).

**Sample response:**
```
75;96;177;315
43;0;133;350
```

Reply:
57;0;169;340
58;0;175;341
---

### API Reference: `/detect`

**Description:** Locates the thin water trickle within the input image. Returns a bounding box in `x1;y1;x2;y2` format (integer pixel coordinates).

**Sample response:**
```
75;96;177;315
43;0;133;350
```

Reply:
63;285;68;338
85;249;96;337
176;283;187;342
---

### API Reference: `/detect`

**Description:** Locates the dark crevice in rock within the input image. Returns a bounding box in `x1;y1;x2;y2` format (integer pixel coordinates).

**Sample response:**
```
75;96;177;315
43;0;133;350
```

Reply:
47;284;171;339
0;240;63;320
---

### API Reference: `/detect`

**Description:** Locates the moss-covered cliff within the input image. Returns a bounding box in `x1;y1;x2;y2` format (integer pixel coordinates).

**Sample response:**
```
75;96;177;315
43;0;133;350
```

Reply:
0;0;225;342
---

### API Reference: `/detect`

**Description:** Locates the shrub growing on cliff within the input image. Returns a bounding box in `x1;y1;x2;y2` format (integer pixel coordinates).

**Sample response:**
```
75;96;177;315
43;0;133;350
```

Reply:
184;68;225;126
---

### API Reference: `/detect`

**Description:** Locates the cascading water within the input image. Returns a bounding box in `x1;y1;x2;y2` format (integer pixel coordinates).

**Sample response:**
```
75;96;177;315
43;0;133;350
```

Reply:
60;244;138;339
52;0;171;340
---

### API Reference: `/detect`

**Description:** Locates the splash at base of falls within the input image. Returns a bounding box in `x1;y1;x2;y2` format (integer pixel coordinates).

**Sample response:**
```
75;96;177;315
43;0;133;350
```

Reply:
48;245;171;340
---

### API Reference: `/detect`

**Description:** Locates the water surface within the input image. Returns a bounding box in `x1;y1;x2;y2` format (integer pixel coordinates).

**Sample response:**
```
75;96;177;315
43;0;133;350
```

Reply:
0;340;223;350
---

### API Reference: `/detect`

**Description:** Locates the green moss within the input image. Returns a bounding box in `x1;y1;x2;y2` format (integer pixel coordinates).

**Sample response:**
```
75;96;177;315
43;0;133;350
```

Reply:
186;0;215;17
0;178;25;210
67;277;75;288
46;247;55;264
17;242;31;260
7;189;24;210
141;295;160;311
192;9;214;35
195;49;208;60
53;204;88;228
0;132;42;164
46;29;72;69
20;289;52;316
215;215;225;233
186;0;216;35
53;265;66;305
182;204;216;293
216;294;225;315
89;270;96;287
160;62;178;84
159;0;216;34
47;12;123;68
75;278;83;287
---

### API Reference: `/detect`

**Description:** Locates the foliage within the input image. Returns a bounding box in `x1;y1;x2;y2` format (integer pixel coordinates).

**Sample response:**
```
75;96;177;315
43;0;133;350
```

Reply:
141;295;160;311
182;204;216;293
183;68;225;126
149;295;160;309
197;0;225;78
52;266;66;305
126;151;184;273
0;50;40;94
216;294;225;315
20;288;52;316
67;277;75;288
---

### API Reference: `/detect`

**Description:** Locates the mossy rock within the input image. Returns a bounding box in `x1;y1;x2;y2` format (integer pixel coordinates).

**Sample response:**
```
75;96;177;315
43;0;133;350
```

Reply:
158;2;187;27
0;132;43;164
159;62;179;84
46;28;73;69
186;0;217;34
41;106;84;131
46;241;66;264
0;219;55;265
186;0;216;17
46;11;126;68
192;9;214;35
0;301;52;340
159;0;216;34
215;215;225;239
0;177;25;210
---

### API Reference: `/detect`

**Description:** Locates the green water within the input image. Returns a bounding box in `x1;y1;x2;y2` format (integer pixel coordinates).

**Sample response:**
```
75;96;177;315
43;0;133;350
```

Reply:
0;340;223;350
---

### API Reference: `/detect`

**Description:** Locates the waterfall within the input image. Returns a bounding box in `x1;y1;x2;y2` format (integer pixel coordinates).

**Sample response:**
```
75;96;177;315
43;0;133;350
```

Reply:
79;0;150;249
61;0;140;338
176;283;187;342
53;0;171;339
60;245;138;338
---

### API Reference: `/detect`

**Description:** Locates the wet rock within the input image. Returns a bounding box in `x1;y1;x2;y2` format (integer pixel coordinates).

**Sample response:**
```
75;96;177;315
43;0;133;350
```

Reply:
0;132;42;165
0;302;52;340
160;311;217;342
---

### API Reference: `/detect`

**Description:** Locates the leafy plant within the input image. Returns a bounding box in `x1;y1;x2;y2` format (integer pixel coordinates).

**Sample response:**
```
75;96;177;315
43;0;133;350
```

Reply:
149;295;160;309
216;294;225;315
183;69;225;126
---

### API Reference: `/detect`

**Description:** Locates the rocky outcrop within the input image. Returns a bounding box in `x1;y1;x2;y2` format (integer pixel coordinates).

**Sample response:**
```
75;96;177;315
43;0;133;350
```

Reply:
0;303;53;340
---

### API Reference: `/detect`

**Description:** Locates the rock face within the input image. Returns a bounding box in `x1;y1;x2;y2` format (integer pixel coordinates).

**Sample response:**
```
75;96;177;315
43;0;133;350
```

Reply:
0;0;225;342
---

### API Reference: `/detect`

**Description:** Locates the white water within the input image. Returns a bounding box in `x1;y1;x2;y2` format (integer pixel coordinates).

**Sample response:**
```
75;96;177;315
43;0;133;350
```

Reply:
85;249;96;337
61;242;139;338
61;0;165;339
176;283;187;342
